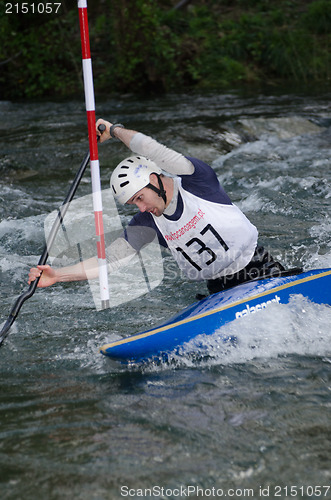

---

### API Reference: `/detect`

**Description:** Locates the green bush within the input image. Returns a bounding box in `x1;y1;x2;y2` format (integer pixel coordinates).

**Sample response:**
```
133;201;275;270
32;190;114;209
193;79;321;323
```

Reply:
301;0;331;34
0;0;330;99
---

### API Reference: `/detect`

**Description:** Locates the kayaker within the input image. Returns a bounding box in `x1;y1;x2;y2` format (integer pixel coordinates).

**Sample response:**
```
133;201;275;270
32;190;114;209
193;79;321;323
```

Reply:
28;120;286;294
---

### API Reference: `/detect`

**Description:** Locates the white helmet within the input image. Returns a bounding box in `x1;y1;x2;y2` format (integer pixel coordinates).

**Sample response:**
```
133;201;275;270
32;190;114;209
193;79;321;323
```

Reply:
110;156;164;205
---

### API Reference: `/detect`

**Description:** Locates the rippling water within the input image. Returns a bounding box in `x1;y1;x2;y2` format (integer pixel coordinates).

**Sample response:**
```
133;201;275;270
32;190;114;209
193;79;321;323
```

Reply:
1;90;331;500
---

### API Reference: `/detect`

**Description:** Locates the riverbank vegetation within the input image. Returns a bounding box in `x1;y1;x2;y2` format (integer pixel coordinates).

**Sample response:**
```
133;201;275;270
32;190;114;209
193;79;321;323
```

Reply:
0;0;330;99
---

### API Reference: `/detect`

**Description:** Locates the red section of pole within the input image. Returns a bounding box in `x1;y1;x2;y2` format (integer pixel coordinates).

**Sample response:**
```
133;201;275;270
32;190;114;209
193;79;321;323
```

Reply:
87;109;98;161
94;212;107;260
78;6;90;59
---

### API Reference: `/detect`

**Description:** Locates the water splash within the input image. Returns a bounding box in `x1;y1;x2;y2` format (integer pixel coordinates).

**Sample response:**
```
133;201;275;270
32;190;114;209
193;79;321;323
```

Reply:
134;296;331;372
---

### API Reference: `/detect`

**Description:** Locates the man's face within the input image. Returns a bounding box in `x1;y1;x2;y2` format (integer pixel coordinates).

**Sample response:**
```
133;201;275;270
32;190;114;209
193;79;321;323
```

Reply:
127;175;165;217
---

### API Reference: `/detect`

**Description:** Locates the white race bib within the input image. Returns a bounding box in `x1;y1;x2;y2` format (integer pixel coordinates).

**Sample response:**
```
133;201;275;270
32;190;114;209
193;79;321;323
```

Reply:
153;180;258;280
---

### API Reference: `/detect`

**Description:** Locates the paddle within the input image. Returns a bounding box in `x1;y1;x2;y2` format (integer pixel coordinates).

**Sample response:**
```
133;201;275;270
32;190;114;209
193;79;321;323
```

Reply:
0;124;106;347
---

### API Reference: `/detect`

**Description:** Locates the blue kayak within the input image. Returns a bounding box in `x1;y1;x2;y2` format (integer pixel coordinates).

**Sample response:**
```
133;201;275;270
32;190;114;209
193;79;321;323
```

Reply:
99;268;331;362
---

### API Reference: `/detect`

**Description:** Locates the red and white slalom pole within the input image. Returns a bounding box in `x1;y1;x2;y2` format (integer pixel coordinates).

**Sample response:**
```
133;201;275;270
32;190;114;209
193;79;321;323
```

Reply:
78;0;110;309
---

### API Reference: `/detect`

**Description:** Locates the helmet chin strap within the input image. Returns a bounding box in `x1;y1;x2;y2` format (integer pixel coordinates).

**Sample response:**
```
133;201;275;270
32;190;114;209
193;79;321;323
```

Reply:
147;174;167;205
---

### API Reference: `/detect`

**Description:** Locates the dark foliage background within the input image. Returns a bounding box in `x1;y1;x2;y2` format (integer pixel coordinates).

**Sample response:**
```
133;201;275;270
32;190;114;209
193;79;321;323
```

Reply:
0;0;330;99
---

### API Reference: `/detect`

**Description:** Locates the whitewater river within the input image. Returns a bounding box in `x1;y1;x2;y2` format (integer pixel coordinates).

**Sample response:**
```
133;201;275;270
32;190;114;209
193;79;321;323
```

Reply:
1;90;330;499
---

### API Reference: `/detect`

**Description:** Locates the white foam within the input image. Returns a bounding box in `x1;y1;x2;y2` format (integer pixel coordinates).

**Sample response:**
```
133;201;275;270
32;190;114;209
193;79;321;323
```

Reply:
144;296;331;371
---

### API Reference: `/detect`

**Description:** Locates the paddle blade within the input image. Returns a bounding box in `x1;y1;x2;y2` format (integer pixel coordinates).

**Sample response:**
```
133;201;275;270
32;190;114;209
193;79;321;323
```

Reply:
0;280;39;347
0;315;16;346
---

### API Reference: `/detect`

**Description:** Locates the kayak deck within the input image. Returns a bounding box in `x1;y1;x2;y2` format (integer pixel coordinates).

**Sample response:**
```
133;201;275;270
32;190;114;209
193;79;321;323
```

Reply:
99;268;331;362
